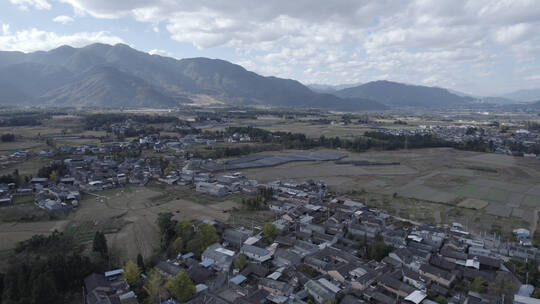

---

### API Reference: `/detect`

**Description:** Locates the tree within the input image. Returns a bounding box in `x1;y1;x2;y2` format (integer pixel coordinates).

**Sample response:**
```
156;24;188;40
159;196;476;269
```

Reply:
298;263;319;277
186;238;202;256
92;231;108;259
366;235;393;261
194;223;219;253
165;272;195;302
235;254;247;271
469;277;486;293
164;162;174;175
434;295;447;304
175;220;194;241
157;212;176;250
31;273;58;304
49;170;57;182
0;272;4;302
124;261;142;285
137;253;146;273
144;269;164;304
263;223;277;243
173;237;184;253
487;273;518;300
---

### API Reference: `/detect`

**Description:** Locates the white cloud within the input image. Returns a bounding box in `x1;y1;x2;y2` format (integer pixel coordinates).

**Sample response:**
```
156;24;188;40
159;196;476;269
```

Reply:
148;49;172;57
525;74;540;81
2;24;10;35
494;23;534;44
53;15;75;24
0;28;123;52
10;0;51;10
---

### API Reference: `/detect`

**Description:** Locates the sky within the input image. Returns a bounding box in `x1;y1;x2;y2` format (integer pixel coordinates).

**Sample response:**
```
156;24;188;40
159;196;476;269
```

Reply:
0;0;539;96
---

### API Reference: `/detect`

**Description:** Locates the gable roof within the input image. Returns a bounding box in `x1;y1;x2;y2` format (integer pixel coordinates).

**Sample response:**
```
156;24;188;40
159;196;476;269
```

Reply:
84;273;110;293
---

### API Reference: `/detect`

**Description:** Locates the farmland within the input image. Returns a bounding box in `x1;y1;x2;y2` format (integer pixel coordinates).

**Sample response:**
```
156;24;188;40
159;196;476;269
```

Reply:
0;184;243;269
243;147;540;238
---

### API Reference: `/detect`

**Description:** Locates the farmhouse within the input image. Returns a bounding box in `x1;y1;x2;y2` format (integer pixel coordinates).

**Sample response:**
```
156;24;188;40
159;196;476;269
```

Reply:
305;280;334;304
195;182;228;196
201;243;234;272
240;244;272;263
419;264;456;288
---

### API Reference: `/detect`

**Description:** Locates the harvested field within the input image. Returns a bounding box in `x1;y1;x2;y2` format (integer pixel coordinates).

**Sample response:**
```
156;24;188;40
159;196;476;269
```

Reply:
0;185;241;264
399;185;458;204
71;186;240;261
522;195;540;208
457;198;489;210
242;147;540;235
485;203;513;217
0;220;68;250
0;157;49;176
460;153;518;167
526;184;540;196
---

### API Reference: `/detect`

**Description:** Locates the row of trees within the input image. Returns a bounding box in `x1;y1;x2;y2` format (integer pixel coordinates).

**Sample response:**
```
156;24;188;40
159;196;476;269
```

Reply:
220;127;454;154
0;112;62;127
0;169;28;185
123;259;196;303
84;113;183;130
220;126;540;155
240;188;274;211
37;162;68;179
1;133;15;142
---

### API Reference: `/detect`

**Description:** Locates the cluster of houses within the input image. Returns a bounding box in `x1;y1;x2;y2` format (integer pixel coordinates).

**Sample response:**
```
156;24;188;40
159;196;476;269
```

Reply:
135;179;540;304
143;132;251;153
1;148;265;212
84;268;138;304
0;125;261;210
378;125;540;157
111;119;144;136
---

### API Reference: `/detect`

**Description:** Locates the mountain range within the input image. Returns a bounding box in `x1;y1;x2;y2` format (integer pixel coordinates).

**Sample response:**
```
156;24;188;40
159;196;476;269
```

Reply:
0;43;385;111
1;43;536;111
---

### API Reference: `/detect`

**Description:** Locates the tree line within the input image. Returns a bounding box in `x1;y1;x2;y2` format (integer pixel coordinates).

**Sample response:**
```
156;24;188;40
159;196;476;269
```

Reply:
0;112;65;127
84;113;185;130
1;134;15;142
219;126;540;155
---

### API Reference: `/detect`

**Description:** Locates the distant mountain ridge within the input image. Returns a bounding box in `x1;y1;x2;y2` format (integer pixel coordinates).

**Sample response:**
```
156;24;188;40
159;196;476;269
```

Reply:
333;80;474;108
499;88;540;102
0;43;386;111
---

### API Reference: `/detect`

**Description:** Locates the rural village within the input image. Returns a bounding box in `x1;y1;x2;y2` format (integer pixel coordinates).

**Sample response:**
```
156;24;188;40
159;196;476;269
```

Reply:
1;118;540;304
1;2;540;303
